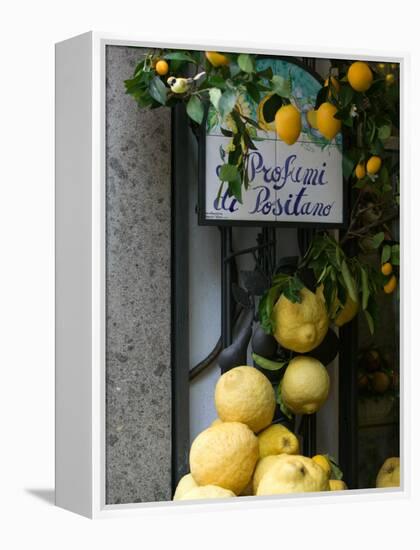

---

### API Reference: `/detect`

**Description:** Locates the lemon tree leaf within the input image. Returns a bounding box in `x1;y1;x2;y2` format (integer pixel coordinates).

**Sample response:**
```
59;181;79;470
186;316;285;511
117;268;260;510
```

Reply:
381;244;391;264
163;51;196;62
209;87;222;110
149;76;168;105
237;53;255;74
219;89;237;119
252;353;287;372
341;259;358;303
325;454;344;480
219;163;239;183
272;75;291;98
186;95;204;124
371;232;385;249
391;244;400;265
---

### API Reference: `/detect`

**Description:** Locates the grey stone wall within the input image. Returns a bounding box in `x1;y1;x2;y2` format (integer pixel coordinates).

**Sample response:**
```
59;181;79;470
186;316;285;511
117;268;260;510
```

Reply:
105;46;172;504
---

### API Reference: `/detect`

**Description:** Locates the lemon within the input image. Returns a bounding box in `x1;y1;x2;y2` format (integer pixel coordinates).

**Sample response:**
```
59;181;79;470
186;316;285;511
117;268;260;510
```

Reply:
281;356;330;415
381;262;393;276
383;274;397;294
155;59;169;76
252;455;283;494
312;455;332;478
306;109;318;129
334;295;359;327
376;457;400;488
316;102;341;140
173;473;198;500
205;51;229;67
329;479;348;491
215;366;276;433
210;418;223;427
256;454;330;495
385;73;395;85
189;421;259;495
272;286;329;353
275;104;301;145
366;155;382;175
178;485;236;500
258;424;300;458
347;61;373;92
355;163;366;179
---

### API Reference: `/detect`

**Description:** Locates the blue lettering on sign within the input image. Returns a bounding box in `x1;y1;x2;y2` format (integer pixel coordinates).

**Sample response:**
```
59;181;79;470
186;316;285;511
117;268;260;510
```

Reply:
213;149;337;220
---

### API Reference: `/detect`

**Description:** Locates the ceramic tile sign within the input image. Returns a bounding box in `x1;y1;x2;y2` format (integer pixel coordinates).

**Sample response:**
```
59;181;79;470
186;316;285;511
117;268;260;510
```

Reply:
199;58;344;227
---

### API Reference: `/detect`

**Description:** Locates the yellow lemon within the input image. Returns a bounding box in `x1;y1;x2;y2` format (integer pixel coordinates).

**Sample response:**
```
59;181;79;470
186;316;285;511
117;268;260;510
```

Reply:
252;455;283;494
347;61;373;92
312;455;332;478
329;479;348;491
215;366;276;433
383;274;397;294
272;286;329;353
275;104;302;145
178;485;236;500
334;295;359;327
205;51;229;67
316;102;341;140
386;73;395;85
155;59;169;76
306;109;318;129
281;356;330;415
381;262;393;276
376;457;400;488
258;424;300;458
173;473;198;500
355;163;366;179
256;454;330;495
366;155;382;175
189;421;259;495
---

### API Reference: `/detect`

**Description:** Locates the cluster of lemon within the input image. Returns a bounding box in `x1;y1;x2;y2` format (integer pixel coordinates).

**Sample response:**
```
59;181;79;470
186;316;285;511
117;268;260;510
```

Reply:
173;366;345;501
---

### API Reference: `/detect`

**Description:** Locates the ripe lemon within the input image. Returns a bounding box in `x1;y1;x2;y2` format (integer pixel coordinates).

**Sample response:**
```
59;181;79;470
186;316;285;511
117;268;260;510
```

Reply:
383;275;397;294
178;485;236;500
347;61;373;92
173;473;198;500
312;455;332;478
334;295;359;327
316;102;341;140
256;454;330;495
272;286;329;353
281;356;330;415
215;366;276;433
275;104;302;145
258;424;300;458
355;163;366;179
252;455;283;494
205;51;229;67
376;457;400;488
329;479;348;491
189;421;259;495
381;262;393;276
366;155;382;175
386;73;395;85
155;59;169;76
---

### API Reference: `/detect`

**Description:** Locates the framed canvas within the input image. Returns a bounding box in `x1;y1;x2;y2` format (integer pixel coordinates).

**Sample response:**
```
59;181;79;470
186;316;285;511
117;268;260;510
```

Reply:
55;32;407;518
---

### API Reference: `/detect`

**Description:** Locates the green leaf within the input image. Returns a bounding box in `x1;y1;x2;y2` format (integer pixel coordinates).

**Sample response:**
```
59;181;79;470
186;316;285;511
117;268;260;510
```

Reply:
237;53;255;73
207;75;226;89
341;259;358;303
342;153;356;181
325;455;344;480
283;276;304;304
271;75;291;98
186;95;204;124
371;232;385;249
361;267;369;310
163;51;195;62
219;163;239;183
339;85;354;107
391;244;400;265
252;353;287;372
381;244;391;264
149;76;168;105
228;176;243;203
276;383;293;420
209;87;222;110
245;82;261;103
219;89;237;119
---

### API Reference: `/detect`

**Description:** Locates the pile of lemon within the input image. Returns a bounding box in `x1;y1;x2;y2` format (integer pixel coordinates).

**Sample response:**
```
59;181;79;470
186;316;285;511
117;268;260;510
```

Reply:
174;365;347;501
